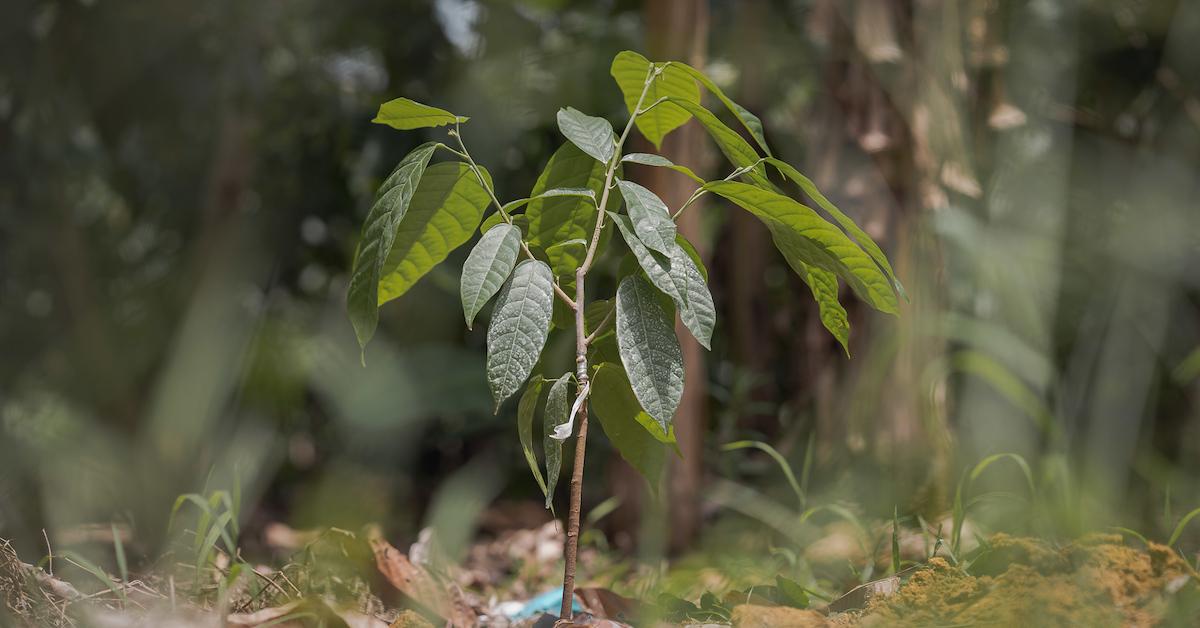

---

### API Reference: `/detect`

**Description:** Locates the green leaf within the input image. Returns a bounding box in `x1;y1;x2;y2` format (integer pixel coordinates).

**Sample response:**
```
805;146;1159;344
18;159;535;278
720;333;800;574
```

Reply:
610;213;715;348
377;162;493;305
792;261;850;354
372;97;468;130
675;234;708;282
347;142;438;352
672;63;771;156
764;157;903;297
615;274;684;429
665;97;771;188
590;363;667;486
774;575;810;609
611;51;701;149
617;179;676;256
543;374;572;509
486;260;555;410
517;376;548;499
525;142;616;277
557;107;615;164
703;180;898;314
499;188;597;216
620;153;704;183
461;223;523;329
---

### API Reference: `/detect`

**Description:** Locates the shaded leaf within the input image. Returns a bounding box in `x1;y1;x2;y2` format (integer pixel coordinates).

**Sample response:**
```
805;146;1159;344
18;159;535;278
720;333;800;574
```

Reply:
544;374;572;509
479;210;527;235
347;142;437;352
372;97;468;130
460;223;523;329
610;51;701;149
557;107;615;164
517;375;548;499
378;162;493;305
590;363;667;486
486;260;555;410
615;275;684;429
617;179;676;256
610;213;714;348
525;143;615;277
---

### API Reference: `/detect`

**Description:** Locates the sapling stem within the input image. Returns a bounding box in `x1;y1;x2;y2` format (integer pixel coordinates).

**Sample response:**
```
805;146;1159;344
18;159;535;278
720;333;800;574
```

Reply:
559;65;656;620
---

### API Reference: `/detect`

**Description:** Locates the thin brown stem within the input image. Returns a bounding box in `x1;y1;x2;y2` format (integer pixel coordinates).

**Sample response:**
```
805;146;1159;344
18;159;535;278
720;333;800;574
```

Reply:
559;65;656;620
560;269;591;620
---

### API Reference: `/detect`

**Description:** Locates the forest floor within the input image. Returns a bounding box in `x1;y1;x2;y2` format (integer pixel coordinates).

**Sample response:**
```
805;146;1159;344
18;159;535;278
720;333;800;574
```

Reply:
2;518;1199;627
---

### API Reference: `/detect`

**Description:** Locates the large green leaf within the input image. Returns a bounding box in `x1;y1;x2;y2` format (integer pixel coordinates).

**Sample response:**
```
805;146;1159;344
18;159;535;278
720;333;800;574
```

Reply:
543;374;572;509
460;223;523;329
525;143;615;277
517;376;548;500
672;63;771;156
556;107;615;164
764;157;903;297
620;153;704;183
663;98;772;191
590;363;667;487
347;142;438;351
486;260;555;410
610;213;714;349
615;275;684;429
704;181;898;314
610;51;701;149
617;179;676;256
377;162;493;305
372;97;468;130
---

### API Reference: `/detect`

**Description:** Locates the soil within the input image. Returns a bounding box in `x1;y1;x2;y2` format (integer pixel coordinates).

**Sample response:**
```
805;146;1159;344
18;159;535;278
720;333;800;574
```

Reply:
829;533;1198;627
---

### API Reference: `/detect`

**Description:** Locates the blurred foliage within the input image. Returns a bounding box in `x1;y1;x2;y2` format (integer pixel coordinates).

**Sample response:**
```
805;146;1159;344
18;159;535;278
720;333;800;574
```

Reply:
0;0;1198;597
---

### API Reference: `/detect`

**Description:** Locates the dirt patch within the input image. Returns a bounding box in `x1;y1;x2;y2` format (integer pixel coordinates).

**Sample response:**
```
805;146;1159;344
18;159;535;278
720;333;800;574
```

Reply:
843;534;1197;627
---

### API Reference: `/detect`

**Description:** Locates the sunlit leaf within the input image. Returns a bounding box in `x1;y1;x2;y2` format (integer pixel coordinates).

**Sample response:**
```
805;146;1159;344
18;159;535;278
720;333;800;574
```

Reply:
372;97;468;130
617;179;676;256
590;363;667;486
620;153;704;184
347;142;437;352
378;162;493;305
765;157;903;297
461;223;522;329
486;260;555;410
615;275;684;429
671;63;771;155
665;97;771;188
611;51;701;149
557;107;615;164
791;261;849;354
703;180;898;314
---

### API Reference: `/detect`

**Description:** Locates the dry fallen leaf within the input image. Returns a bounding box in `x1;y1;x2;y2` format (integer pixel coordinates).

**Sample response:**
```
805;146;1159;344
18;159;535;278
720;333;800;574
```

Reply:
365;525;475;627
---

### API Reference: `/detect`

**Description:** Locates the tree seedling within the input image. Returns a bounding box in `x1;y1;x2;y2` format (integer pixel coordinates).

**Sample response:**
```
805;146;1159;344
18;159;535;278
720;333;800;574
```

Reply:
347;50;901;619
